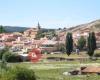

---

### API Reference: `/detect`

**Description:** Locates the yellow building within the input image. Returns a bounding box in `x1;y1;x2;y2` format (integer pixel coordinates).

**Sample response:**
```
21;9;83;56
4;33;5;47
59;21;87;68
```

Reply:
24;28;38;38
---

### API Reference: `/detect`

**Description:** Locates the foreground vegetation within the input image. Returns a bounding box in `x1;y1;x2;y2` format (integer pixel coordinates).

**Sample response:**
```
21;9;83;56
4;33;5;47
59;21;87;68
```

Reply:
0;59;100;80
3;61;100;80
0;64;36;80
0;48;100;80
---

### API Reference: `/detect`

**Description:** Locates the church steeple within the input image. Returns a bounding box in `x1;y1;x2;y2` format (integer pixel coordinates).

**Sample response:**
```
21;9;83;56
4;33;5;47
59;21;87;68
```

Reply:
37;22;41;30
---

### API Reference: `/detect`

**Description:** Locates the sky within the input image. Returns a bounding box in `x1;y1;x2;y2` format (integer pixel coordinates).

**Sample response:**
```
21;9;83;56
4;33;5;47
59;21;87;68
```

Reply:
0;0;100;29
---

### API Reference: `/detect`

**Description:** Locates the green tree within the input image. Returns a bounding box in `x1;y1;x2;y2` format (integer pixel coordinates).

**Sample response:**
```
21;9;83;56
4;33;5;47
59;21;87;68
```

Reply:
77;36;86;50
59;43;66;53
35;30;45;39
87;32;97;58
66;32;73;56
0;47;9;60
0;47;9;69
0;25;5;33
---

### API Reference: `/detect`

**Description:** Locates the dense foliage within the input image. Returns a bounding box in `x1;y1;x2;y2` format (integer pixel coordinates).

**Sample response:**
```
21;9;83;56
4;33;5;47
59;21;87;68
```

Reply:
87;32;97;57
59;43;66;52
0;48;9;60
35;28;56;39
35;30;45;39
0;66;36;80
0;48;22;62
77;36;86;50
66;32;73;56
3;53;23;62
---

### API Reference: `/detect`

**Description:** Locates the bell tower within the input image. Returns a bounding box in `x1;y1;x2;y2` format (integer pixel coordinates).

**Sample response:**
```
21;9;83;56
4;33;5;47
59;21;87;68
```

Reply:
37;22;41;30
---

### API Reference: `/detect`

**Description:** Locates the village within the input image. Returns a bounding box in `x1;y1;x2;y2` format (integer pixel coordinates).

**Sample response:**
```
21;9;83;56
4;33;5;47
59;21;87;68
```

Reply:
0;22;100;55
0;21;100;80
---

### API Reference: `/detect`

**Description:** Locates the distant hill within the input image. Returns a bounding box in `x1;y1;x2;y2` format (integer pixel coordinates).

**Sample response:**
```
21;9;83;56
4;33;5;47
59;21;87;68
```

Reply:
3;26;29;32
3;26;55;33
3;19;100;33
68;19;100;32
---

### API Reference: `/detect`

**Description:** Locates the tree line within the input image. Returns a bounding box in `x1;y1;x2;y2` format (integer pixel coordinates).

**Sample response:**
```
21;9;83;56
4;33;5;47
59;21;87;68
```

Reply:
66;32;97;58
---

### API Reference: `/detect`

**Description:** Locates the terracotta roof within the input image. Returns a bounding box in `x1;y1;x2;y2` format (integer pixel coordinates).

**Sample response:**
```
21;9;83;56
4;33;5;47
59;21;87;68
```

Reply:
81;66;100;73
4;42;13;46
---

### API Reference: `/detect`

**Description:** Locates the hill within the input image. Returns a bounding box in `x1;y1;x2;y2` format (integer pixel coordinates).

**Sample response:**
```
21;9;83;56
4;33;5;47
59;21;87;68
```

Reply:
69;19;100;32
3;26;29;32
3;26;55;33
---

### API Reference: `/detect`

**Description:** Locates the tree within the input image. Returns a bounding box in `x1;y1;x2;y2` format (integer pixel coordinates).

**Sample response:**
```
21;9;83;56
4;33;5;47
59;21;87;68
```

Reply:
66;32;73;56
0;47;9;69
59;43;66;53
87;32;97;58
0;47;9;60
35;30;45;39
77;36;86;50
0;25;5;33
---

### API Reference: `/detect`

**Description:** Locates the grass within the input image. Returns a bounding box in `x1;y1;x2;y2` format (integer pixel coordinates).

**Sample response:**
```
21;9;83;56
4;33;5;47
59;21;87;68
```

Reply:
34;68;100;80
44;52;87;58
6;61;100;80
44;49;100;58
1;49;100;80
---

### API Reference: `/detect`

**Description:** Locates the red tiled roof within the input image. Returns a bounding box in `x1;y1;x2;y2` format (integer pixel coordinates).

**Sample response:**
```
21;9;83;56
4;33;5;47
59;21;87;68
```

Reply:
81;66;100;73
4;42;13;46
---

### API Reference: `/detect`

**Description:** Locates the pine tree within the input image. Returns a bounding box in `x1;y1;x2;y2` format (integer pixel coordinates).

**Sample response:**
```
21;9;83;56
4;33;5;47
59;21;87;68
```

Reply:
66;32;73;56
87;32;97;58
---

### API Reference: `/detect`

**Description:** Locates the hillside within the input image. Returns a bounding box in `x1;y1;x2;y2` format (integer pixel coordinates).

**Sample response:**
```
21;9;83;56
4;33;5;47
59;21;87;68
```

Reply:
3;26;29;32
2;19;100;33
69;19;100;32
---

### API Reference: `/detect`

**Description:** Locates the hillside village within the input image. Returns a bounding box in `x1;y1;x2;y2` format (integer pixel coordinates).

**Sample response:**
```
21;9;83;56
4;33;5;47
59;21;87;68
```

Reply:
0;20;100;55
0;20;100;80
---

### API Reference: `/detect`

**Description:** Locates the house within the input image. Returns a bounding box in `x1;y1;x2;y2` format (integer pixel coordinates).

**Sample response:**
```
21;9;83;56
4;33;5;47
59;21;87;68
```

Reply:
40;40;58;52
24;28;38;38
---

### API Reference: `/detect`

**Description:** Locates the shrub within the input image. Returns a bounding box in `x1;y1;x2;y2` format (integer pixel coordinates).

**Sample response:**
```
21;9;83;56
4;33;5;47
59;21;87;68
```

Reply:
7;54;23;62
41;50;49;54
94;54;100;57
59;43;66;52
0;67;36;80
17;68;36;80
77;36;86;50
0;49;7;60
2;52;23;62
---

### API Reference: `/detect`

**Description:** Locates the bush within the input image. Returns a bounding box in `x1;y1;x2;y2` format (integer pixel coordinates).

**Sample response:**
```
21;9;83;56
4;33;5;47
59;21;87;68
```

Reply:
7;54;23;62
0;67;36;80
0;48;7;60
2;52;23;62
59;43;66;52
94;54;100;57
41;50;49;54
16;68;36;80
